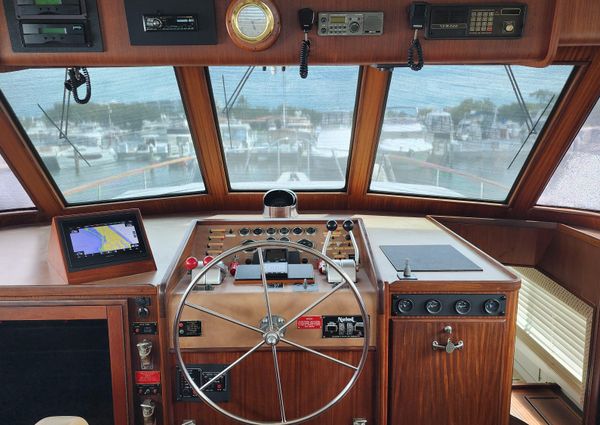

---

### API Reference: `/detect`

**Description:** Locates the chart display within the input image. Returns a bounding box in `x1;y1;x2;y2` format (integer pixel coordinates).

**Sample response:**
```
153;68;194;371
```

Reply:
69;221;141;258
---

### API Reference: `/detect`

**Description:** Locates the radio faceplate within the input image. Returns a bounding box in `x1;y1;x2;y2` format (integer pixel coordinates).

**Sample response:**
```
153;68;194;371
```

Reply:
426;4;526;39
317;12;383;36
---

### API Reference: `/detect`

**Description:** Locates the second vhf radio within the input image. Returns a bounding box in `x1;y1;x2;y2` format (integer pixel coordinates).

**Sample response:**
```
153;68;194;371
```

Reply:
317;12;384;36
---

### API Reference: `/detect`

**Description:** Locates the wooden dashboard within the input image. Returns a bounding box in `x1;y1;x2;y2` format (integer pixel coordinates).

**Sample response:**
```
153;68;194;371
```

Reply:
0;214;519;425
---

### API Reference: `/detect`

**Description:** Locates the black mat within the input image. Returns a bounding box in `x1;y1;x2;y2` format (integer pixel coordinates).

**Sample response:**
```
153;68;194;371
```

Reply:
380;244;483;272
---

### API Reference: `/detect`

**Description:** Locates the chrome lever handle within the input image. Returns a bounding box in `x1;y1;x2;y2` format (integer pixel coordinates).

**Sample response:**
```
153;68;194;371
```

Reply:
432;337;464;354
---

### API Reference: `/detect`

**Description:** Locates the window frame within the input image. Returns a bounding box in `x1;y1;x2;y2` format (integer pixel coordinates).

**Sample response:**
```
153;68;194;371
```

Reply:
0;66;209;207
205;66;363;193
366;64;578;205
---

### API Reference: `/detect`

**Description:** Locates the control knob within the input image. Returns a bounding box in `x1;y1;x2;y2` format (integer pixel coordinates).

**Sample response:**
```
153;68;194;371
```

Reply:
342;219;354;231
349;21;360;33
185;256;198;274
326;220;338;231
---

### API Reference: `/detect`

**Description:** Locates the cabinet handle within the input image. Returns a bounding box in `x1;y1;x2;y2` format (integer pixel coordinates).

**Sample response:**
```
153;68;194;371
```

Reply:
432;338;464;354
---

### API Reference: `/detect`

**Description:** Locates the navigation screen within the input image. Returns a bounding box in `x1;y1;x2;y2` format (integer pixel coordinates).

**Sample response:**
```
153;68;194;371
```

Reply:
69;221;141;258
58;211;151;271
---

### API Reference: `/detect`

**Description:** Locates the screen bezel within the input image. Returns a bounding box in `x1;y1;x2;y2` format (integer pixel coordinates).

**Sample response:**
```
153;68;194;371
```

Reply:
57;210;151;272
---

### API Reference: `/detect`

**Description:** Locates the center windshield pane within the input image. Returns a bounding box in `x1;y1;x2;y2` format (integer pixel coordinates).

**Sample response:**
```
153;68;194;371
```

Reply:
370;65;573;202
209;66;359;191
0;67;205;205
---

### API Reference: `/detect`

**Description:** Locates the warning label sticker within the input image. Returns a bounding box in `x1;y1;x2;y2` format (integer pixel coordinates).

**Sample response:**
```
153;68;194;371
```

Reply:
296;315;322;329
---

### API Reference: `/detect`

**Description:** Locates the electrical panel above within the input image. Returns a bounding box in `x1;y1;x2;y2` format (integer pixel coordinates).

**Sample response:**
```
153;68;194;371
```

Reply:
3;0;103;52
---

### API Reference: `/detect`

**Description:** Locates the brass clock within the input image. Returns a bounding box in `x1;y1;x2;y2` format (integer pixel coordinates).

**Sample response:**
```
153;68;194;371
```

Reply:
226;0;281;51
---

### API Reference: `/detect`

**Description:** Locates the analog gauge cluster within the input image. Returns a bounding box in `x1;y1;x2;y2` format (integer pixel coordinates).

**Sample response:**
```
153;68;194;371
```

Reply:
392;294;506;316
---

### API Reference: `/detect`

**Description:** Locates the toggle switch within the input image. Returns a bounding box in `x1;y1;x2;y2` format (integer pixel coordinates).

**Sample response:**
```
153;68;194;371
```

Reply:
136;339;153;370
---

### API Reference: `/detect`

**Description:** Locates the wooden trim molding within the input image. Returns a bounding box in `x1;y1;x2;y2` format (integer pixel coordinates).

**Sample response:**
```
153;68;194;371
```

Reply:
0;101;64;216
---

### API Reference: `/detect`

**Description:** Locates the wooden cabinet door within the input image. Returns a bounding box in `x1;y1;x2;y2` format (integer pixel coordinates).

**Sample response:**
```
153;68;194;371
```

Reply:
389;318;511;425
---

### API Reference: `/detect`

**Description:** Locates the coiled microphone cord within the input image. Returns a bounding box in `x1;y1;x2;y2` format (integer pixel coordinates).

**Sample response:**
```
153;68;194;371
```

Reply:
408;30;424;71
65;67;91;104
299;39;310;79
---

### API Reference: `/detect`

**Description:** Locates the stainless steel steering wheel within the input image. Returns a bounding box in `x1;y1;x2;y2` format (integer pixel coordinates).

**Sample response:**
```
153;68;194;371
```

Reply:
173;240;369;425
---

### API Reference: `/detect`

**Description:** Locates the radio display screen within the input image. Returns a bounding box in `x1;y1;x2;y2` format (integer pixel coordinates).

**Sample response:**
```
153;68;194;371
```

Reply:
34;0;63;5
330;16;346;24
57;211;151;271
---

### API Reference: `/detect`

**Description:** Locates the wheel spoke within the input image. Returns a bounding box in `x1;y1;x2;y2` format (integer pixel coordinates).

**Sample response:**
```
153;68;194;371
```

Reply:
199;340;266;392
185;301;263;334
279;281;348;332
272;346;287;423
280;337;358;370
257;248;275;330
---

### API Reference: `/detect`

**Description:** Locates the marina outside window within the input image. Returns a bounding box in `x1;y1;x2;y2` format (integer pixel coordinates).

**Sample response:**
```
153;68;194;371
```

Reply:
0;153;35;212
538;98;600;212
370;65;573;202
208;66;359;191
0;67;205;205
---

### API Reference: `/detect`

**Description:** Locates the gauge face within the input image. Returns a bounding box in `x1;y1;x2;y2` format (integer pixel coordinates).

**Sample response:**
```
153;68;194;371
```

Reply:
454;299;471;315
292;226;303;235
266;237;276;241
297;239;313;248
396;299;414;314
425;299;443;314
252;228;263;236
239;227;250;236
279;227;289;235
484;299;501;315
306;227;317;235
235;3;271;40
279;237;290;242
266;227;277;235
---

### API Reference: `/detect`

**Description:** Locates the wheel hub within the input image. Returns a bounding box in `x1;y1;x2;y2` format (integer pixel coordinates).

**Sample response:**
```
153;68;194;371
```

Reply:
264;331;281;346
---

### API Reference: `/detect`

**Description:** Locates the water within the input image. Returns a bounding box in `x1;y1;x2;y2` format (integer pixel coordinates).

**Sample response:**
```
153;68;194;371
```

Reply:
0;64;575;205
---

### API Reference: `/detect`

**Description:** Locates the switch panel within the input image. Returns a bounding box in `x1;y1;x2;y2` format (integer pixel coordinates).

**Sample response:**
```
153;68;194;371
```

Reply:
132;322;158;335
322;315;366;338
176;364;229;403
178;321;202;337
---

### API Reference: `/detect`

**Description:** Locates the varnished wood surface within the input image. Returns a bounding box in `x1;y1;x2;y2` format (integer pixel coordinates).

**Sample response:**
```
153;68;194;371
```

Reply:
388;318;512;425
0;0;559;67
559;0;600;46
172;349;375;425
511;385;582;425
436;216;557;266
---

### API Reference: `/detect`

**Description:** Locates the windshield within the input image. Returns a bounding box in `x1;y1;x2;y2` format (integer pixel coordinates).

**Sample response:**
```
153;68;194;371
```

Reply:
209;66;360;191
370;65;574;202
0;67;205;205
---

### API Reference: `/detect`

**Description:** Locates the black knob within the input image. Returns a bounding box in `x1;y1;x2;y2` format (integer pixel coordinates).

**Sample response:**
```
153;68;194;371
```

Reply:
137;306;149;318
342;219;354;232
326;220;338;231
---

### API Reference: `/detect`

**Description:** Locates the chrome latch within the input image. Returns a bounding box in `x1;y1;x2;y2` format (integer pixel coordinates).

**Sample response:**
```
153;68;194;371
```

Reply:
432;325;464;354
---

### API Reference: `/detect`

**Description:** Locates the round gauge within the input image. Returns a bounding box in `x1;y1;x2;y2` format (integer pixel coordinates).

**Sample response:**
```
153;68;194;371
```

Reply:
297;239;314;248
242;239;256;252
280;237;290;242
266;227;277;236
279;227;290;235
252;228;263;236
239;227;250;236
226;0;281;51
396;298;414;314
266;237;276;241
454;299;472;315
306;227;317;235
292;226;303;235
425;299;443;314
484;299;501;315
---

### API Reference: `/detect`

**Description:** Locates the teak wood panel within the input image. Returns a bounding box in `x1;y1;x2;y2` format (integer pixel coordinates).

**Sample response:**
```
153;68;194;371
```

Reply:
559;0;600;46
388;318;512;425
0;0;558;67
171;349;375;425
